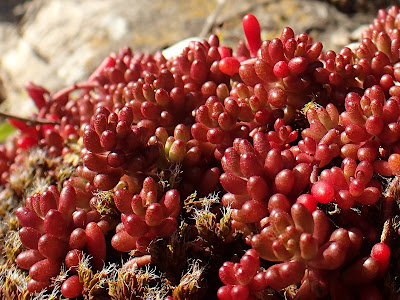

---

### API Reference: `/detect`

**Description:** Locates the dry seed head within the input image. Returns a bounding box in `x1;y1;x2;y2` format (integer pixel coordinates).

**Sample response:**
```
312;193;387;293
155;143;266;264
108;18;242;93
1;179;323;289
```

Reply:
184;191;198;212
218;206;232;239
97;263;118;285
9;148;61;197
169;163;183;187
2;227;23;262
157;170;170;192
301;98;322;115
62;151;81;167
27;177;50;197
31;286;60;300
157;163;183;191
62;141;83;167
192;192;221;228
27;148;61;176
77;253;94;286
383;175;400;199
180;259;205;287
55;163;76;189
192;202;217;238
142;283;169;300
47;265;69;299
0;264;29;298
140;264;160;281
0;188;21;221
82;262;117;297
8;167;31;196
31;289;48;300
173;259;206;299
92;189;118;217
201;191;220;208
109;262;159;299
392;215;400;231
184;191;220;214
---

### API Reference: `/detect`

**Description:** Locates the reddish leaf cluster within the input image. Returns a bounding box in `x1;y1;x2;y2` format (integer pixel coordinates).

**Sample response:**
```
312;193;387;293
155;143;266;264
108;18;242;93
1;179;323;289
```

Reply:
1;5;400;300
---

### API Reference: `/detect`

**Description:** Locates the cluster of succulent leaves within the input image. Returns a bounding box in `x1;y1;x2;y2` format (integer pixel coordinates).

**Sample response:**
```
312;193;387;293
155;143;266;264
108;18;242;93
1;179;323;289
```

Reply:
1;5;400;300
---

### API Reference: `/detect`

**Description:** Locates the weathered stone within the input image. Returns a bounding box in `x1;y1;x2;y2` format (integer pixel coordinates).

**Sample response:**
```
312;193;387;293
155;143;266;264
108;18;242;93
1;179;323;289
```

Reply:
0;0;388;115
0;0;220;113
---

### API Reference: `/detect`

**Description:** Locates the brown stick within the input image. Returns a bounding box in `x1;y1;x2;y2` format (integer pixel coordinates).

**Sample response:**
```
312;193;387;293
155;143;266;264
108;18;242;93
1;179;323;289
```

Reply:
0;111;59;126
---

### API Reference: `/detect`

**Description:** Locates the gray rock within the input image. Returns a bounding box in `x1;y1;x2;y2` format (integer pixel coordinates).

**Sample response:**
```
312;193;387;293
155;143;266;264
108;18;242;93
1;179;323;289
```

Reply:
0;0;381;115
0;0;220;113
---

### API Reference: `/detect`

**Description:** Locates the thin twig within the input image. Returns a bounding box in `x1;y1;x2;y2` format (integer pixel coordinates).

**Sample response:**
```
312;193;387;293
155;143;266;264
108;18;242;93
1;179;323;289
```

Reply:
199;0;228;38
0;111;59;126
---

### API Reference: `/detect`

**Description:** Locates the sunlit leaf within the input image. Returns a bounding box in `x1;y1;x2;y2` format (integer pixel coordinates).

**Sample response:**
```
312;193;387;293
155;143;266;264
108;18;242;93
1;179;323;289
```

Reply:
0;122;16;142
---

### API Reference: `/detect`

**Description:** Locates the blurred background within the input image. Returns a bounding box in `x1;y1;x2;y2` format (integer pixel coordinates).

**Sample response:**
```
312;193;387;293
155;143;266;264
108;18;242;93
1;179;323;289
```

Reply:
0;0;397;115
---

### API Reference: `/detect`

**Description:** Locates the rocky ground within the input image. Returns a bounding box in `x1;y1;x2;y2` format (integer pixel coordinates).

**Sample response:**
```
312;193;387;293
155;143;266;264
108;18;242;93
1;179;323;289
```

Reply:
0;0;395;116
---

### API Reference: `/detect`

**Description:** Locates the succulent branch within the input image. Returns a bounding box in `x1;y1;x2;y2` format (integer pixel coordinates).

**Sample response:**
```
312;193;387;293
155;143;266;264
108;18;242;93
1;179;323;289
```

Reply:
1;5;400;299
